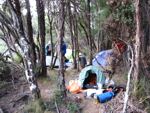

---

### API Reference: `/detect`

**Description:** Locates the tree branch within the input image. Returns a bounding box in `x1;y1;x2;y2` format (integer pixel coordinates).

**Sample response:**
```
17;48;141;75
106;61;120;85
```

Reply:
122;45;134;113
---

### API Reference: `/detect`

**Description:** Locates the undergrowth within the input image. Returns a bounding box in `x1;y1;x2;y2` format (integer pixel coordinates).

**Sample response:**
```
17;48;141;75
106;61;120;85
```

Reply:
132;76;150;112
24;90;81;113
24;99;45;113
67;101;80;113
53;90;81;113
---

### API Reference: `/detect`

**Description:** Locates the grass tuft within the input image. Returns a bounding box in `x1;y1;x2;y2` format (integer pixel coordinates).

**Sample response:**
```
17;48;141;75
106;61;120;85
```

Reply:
132;76;150;112
24;99;45;113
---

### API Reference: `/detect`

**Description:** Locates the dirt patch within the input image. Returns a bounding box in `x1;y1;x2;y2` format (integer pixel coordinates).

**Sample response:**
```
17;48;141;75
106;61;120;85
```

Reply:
0;63;30;113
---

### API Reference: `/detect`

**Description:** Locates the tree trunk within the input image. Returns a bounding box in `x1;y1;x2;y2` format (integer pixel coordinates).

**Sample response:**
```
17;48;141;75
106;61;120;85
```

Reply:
143;26;149;54
49;18;55;68
73;3;80;71
36;0;47;76
79;21;89;45
141;0;150;55
97;30;101;52
67;0;76;68
87;0;93;65
47;0;55;69
7;0;41;99
134;0;142;92
25;0;36;67
57;0;66;97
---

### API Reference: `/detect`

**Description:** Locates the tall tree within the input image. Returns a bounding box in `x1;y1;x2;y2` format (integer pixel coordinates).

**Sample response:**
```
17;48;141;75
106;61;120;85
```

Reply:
47;0;55;68
73;1;79;69
25;0;36;66
67;0;78;69
87;0;93;64
140;0;150;54
134;0;142;92
36;0;47;76
57;0;66;97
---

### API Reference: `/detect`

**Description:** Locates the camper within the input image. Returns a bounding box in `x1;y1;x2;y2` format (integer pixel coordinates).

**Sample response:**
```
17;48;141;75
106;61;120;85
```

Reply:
92;40;127;76
45;41;53;56
79;53;87;69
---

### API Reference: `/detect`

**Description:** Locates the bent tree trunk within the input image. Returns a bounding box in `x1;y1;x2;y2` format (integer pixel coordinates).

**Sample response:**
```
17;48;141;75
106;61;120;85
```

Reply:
19;38;41;99
7;0;41;99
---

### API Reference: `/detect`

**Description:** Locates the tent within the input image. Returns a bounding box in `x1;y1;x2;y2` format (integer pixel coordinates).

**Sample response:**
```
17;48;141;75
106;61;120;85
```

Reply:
46;56;73;67
79;66;106;89
65;49;73;62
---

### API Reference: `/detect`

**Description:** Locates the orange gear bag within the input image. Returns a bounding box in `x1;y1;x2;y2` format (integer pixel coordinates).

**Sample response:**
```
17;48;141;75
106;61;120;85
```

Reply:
66;80;82;94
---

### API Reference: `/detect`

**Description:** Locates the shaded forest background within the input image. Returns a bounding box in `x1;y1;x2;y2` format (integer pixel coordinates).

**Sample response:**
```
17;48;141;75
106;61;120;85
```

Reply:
0;0;150;113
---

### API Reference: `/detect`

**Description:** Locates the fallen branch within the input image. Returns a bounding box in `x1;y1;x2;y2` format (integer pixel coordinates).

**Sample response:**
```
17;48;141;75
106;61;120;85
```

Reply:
55;100;60;113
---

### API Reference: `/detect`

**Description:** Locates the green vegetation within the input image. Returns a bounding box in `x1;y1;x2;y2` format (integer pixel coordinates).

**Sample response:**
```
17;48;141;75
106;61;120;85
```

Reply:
24;99;46;113
0;40;7;53
67;101;80;113
112;3;135;26
24;89;81;113
13;53;22;63
132;76;150;112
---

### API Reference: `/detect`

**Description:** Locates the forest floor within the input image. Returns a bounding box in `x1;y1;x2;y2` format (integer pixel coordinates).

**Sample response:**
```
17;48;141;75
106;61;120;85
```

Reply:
0;63;30;113
37;68;104;113
0;62;145;113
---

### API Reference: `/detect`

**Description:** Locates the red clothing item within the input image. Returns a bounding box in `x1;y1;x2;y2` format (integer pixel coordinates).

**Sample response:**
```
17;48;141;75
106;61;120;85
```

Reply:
114;41;126;54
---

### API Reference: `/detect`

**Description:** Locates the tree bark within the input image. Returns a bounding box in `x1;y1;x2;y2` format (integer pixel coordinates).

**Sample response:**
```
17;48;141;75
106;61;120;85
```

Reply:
68;0;77;69
25;0;36;66
141;0;150;55
7;0;41;99
57;0;66;97
47;0;55;69
49;18;55;68
73;5;79;69
87;0;93;65
73;3;80;70
36;0;47;76
134;0;142;92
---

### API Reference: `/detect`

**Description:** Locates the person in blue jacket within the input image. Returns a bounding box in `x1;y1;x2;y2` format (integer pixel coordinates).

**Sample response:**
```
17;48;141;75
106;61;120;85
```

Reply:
61;40;69;63
61;40;67;56
92;40;127;75
46;44;52;56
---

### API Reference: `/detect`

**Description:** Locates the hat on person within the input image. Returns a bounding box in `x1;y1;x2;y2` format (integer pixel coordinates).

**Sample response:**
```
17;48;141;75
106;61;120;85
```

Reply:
113;39;127;54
